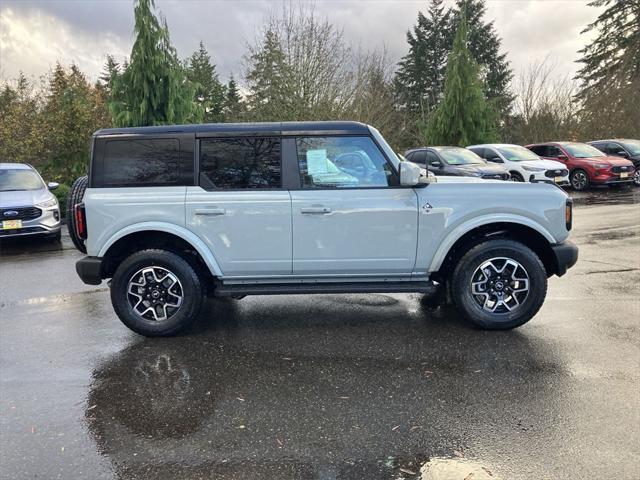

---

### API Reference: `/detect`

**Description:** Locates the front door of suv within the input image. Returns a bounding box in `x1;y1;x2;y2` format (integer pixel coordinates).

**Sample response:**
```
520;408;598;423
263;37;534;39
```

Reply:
290;136;418;275
186;136;292;276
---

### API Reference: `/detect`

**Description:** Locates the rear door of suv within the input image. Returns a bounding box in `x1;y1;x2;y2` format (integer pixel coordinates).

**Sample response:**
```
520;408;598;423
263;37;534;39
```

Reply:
289;135;418;275
186;134;292;276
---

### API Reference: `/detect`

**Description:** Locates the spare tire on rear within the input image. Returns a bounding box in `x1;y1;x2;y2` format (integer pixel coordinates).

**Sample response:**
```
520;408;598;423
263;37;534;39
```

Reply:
67;175;88;253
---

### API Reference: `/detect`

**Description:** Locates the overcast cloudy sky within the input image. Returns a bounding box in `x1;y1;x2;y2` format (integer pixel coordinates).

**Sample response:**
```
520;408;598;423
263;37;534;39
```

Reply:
0;0;602;86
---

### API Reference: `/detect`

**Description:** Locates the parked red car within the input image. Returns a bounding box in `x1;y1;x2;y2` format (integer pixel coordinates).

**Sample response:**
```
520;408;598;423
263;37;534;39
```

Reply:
526;142;636;191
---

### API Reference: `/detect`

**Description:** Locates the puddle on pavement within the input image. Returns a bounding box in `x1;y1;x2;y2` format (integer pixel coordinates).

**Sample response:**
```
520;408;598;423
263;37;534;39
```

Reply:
420;457;499;480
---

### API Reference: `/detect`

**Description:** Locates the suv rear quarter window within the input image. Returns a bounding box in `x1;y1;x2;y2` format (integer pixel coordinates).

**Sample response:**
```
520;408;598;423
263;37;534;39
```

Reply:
93;137;191;188
199;137;281;190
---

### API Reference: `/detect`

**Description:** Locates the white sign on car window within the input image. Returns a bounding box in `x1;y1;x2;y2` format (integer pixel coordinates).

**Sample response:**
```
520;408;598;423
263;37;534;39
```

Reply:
307;149;329;175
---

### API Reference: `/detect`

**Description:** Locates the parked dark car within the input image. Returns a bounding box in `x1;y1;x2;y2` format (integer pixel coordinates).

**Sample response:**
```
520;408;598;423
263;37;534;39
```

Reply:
588;139;640;186
404;147;510;180
525;142;635;191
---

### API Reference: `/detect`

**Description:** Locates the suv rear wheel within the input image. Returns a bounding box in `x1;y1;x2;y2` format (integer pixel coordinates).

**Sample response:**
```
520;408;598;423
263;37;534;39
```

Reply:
110;249;204;336
450;239;547;329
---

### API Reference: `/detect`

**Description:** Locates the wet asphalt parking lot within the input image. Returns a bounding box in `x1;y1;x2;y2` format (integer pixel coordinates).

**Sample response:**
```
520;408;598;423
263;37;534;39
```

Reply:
1;188;639;480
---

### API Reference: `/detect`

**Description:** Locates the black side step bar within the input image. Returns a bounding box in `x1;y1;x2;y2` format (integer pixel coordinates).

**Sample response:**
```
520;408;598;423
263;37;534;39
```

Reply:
214;281;437;297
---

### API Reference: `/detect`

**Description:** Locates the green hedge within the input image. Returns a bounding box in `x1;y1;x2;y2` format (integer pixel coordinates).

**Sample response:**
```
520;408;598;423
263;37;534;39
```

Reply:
53;183;70;217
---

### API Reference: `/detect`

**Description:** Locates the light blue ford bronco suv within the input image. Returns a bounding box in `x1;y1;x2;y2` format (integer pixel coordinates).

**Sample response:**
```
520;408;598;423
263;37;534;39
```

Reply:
71;122;578;336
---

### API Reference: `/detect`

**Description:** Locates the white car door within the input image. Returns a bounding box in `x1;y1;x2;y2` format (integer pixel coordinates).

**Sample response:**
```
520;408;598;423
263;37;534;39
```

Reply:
186;136;292;276
290;135;419;275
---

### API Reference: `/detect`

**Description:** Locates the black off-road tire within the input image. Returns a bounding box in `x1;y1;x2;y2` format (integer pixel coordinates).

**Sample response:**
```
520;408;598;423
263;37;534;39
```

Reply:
67;175;88;253
450;239;547;330
110;249;204;337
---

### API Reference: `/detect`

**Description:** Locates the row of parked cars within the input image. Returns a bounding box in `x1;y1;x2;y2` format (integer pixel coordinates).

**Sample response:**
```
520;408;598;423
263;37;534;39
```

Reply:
404;139;640;190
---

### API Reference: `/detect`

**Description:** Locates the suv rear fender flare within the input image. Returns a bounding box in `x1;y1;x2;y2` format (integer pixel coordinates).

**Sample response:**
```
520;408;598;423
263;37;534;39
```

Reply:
427;215;556;273
98;222;223;277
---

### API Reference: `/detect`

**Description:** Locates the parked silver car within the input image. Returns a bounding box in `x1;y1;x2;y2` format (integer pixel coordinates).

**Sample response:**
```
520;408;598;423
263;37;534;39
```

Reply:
0;163;61;241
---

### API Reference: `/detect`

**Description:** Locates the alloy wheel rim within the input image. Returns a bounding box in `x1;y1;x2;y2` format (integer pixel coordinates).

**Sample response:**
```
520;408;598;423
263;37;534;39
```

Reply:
470;257;530;313
572;171;587;189
127;266;184;321
634;170;640;185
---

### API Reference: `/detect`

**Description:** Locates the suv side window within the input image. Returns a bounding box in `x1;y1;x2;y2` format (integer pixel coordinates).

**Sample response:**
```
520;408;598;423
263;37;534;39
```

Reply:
99;138;186;187
607;142;626;155
199;137;281;189
546;146;562;158
469;147;485;158
296;136;398;189
426;151;441;166
410;150;427;166
528;145;546;156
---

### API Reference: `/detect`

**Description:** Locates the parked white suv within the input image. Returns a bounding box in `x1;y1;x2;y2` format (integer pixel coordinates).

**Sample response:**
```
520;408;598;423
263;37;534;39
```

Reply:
72;122;578;336
467;144;570;185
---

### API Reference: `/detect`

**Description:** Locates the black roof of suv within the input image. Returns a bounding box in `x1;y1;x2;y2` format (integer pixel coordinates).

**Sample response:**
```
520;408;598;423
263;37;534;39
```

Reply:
94;121;370;137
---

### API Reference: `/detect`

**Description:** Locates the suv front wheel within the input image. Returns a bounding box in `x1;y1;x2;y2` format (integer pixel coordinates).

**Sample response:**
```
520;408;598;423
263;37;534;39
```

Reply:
110;249;204;336
450;239;547;329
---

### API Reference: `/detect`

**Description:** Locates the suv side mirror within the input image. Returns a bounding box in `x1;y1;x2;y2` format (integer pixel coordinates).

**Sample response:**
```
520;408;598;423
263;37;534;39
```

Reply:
614;150;629;158
557;154;568;161
488;156;503;163
430;160;442;168
399;161;422;186
47;182;59;191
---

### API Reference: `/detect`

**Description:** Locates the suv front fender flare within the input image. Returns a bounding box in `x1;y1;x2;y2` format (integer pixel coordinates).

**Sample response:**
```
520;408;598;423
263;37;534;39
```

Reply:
427;215;556;273
98;222;224;277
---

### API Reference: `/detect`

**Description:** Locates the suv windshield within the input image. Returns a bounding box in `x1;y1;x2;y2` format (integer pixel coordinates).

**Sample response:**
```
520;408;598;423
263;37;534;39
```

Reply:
437;147;485;165
621;140;640;156
0;169;44;192
564;143;605;158
497;146;541;162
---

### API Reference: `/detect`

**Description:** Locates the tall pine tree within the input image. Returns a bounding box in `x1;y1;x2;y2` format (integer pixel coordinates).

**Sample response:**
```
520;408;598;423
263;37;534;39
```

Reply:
395;0;451;117
396;0;513;127
575;0;639;137
223;75;245;122
186;41;225;123
424;9;497;146
109;0;199;126
245;30;293;121
449;0;514;118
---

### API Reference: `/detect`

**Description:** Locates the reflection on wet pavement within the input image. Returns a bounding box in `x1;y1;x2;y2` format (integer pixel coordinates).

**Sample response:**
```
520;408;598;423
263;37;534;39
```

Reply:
81;295;564;479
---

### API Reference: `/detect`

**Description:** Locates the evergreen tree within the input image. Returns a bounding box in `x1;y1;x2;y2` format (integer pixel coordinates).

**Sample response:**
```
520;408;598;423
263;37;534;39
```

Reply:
576;0;640;95
395;0;451;116
223;75;245;122
98;55;120;91
449;0;514;117
245;30;292;121
575;0;639;137
186;41;226;123
42;64;110;182
424;9;497;146
395;0;513;125
109;0;199;126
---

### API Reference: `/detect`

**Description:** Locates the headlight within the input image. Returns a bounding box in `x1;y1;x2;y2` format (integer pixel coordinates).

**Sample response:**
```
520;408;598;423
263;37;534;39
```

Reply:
594;163;609;169
36;198;58;208
523;166;545;172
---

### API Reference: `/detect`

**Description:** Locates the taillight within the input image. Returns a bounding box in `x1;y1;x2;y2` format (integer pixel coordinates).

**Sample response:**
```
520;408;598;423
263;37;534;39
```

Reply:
565;199;573;231
74;203;87;240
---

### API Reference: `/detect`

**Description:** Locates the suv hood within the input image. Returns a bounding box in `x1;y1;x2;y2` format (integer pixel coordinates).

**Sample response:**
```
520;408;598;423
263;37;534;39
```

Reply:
455;163;507;175
582;155;634;166
519;159;566;170
0;188;53;208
